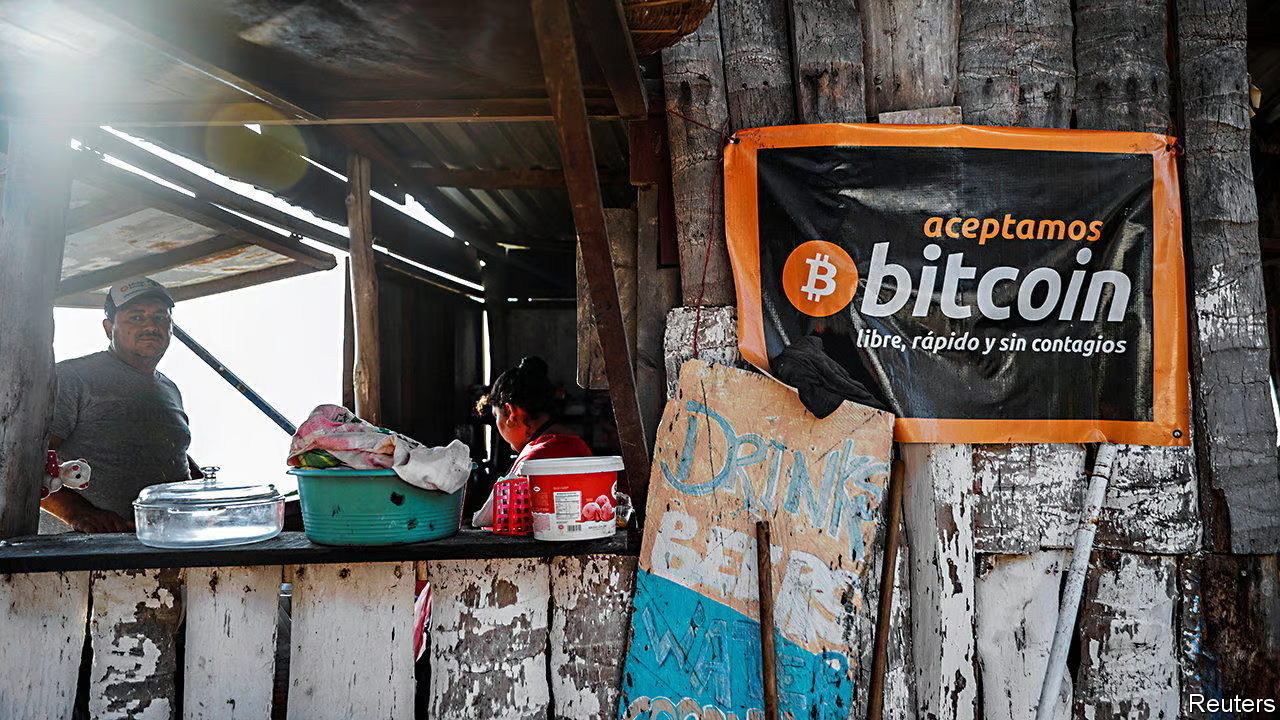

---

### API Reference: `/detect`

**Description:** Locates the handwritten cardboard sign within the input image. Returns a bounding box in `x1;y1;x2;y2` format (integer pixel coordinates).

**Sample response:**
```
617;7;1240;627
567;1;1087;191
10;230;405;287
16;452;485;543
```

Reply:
618;360;894;720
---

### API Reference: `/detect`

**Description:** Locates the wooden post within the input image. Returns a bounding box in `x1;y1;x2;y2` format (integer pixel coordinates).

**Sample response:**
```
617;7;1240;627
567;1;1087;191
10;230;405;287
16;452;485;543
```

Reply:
1176;0;1280;553
662;5;734;306
532;0;651;506
720;0;796;130
342;258;356;411
346;153;381;425
789;0;867;123
0;123;72;538
482;258;509;376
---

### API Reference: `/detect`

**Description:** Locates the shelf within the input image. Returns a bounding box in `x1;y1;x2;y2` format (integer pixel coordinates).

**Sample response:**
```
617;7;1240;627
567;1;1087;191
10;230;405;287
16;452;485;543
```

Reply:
0;528;639;574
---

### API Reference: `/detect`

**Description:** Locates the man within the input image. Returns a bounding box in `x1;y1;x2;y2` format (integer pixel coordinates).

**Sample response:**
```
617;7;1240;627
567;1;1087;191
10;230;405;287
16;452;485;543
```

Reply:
41;277;199;533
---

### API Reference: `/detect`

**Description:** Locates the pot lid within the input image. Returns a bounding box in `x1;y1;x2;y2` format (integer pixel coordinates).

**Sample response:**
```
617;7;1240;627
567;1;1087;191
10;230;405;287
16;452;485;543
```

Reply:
134;467;283;507
520;455;624;475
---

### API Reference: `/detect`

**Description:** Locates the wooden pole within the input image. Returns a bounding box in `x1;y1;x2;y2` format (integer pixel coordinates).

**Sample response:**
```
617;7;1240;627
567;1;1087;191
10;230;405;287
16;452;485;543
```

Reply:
866;461;905;720
0;124;72;538
755;520;779;720
661;6;733;307
346;153;381;425
342;258;356;411
532;0;651;510
1176;0;1280;553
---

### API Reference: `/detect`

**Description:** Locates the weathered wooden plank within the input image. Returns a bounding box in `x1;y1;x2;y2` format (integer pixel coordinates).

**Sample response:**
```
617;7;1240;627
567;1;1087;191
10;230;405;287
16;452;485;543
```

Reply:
347;153;381;425
971;444;1084;554
662;4;734;306
549;554;637;720
975;552;1070;720
1075;551;1179;720
971;444;1200;555
1074;0;1172;133
577;207;638;390
0;571;90;718
720;0;795;129
0;124;72;538
425;558;551;720
88;568;184;720
574;0;648;120
662;306;740;396
1176;0;1280;553
184;566;280;720
902;443;977;720
862;0;960;117
635;187;682;449
287;562;414;720
956;0;1075;127
789;0;866;123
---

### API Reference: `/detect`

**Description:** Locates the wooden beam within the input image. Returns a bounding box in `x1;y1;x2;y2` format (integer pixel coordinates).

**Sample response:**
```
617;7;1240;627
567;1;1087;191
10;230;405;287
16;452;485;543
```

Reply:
329;125;569;294
407;165;629;189
64;197;150;236
0;97;622;127
347;154;382;425
0;124;72;538
58;234;246;297
574;0;648;119
71;152;337;270
533;0;651;509
57;261;325;308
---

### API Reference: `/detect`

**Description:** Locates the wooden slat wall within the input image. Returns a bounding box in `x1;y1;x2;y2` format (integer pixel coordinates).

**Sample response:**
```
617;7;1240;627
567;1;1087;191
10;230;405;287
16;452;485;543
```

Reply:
0;571;89;718
287;562;414;720
0;554;638;718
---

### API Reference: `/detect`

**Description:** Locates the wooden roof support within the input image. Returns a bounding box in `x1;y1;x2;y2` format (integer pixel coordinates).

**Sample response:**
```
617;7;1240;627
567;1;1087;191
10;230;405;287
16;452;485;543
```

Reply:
71;152;337;271
56;261;326;308
347;154;382;425
533;0;651;510
329;125;570;294
407;166;629;189
0;98;621;127
64;196;151;236
574;0;648;120
58;234;246;297
0;124;73;538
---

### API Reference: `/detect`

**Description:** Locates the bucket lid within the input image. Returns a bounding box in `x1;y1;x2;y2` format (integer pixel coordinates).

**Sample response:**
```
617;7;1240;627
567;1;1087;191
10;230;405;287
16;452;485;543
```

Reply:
520;455;624;475
134;474;282;508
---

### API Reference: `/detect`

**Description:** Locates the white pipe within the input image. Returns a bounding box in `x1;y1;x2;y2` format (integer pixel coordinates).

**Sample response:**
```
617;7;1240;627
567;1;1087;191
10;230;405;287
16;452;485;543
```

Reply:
1035;442;1118;720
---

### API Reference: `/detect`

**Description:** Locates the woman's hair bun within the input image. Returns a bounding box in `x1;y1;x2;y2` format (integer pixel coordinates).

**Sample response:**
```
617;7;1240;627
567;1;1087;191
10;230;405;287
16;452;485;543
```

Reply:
517;356;549;378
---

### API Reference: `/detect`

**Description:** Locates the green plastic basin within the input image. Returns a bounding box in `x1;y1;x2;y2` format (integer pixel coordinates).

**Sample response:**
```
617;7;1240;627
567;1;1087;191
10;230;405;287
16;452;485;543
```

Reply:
288;468;464;546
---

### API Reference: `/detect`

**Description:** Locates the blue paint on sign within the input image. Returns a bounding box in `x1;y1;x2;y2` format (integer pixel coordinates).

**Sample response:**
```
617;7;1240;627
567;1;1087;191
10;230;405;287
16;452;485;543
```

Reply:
619;570;854;720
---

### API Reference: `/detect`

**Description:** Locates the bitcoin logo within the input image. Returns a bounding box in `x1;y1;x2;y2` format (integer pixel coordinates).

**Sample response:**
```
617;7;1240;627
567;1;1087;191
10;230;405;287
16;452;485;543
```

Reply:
801;253;838;301
782;241;858;317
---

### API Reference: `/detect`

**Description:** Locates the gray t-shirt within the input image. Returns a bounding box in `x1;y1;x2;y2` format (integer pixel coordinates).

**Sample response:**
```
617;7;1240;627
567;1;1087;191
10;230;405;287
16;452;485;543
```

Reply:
40;351;191;533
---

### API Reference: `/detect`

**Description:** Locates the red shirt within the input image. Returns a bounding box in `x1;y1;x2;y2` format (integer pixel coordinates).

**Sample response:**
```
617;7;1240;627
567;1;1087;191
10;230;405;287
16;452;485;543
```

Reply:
511;433;591;474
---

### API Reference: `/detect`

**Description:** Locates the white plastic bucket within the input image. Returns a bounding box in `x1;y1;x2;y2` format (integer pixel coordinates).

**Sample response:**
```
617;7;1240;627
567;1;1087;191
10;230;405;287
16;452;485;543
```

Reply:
524;456;623;541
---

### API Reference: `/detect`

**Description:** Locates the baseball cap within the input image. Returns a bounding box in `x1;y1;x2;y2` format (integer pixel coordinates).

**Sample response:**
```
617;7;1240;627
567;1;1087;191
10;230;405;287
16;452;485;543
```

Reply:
105;277;175;319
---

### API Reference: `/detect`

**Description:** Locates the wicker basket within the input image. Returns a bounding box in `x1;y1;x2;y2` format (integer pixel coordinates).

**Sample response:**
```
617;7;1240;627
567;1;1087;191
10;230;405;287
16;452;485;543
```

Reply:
624;0;715;56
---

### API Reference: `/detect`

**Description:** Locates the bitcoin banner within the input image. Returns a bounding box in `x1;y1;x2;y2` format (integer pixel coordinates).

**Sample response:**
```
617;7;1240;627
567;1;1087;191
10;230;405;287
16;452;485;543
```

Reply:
724;124;1189;445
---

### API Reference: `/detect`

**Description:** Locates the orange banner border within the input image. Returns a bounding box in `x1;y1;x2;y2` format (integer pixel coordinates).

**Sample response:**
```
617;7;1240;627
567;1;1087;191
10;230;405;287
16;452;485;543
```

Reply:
723;123;1190;446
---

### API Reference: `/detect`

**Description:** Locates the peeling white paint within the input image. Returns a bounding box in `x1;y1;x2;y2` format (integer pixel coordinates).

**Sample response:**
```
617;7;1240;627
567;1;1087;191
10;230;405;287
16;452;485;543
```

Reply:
426;558;551;720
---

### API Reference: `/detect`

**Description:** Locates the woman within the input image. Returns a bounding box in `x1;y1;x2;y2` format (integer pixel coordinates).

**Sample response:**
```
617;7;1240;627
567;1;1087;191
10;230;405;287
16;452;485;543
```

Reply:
472;356;591;526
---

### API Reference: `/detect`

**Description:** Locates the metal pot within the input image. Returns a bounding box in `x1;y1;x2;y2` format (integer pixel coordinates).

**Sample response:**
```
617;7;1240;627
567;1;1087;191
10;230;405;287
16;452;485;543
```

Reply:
133;467;284;549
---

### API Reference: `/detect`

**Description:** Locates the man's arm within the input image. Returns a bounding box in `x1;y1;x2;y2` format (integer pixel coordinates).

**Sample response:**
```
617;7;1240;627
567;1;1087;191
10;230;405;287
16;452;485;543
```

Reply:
40;489;132;533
